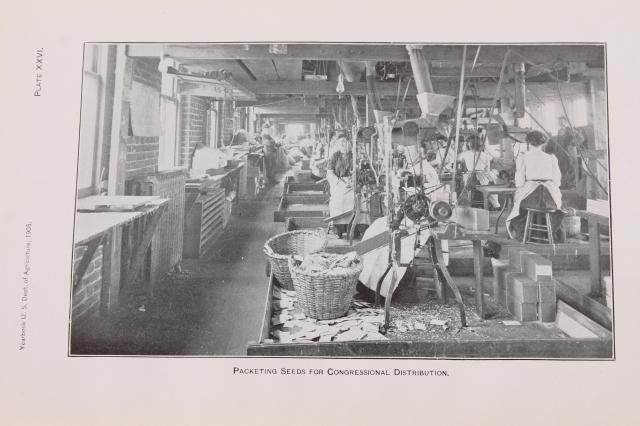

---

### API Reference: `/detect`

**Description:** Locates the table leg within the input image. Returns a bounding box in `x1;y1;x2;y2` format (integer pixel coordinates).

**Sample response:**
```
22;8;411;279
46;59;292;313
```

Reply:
430;239;447;303
494;193;512;234
73;235;104;292
432;240;467;327
99;230;112;315
383;263;399;329
589;220;602;296
123;204;168;299
473;240;485;320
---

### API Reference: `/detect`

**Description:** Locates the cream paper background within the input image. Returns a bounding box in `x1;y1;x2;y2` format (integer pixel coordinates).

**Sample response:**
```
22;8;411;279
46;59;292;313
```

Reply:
0;1;638;424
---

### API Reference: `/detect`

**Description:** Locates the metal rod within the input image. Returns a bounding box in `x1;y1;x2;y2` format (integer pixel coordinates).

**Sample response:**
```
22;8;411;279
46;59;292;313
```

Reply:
350;123;359;245
450;45;467;204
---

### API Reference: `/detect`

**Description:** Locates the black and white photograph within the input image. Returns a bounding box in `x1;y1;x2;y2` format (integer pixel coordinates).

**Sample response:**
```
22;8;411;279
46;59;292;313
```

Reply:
69;42;613;358
6;1;640;424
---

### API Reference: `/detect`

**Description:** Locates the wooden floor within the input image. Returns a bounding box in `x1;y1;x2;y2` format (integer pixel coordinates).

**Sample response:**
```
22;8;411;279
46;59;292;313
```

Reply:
70;179;286;356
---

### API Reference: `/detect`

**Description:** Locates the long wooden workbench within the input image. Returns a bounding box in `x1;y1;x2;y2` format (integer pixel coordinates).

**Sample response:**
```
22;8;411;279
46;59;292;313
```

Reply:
73;196;169;314
246;274;613;358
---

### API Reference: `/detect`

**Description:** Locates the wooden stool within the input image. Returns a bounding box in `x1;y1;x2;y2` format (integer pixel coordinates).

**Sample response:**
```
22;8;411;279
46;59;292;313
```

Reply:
523;208;555;244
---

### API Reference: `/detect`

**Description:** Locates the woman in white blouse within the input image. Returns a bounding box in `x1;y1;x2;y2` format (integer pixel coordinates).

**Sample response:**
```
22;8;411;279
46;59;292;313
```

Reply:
326;137;355;238
457;135;500;209
506;130;564;240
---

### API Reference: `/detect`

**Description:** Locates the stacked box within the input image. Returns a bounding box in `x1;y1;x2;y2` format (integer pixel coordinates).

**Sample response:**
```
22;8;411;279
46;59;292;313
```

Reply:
522;253;553;283
506;274;539;321
509;248;536;273
494;264;520;307
491;258;509;301
452;207;490;231
499;247;557;323
522;252;556;322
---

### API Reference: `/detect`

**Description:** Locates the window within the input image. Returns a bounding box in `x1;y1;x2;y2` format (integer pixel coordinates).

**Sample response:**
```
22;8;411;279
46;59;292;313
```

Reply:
571;96;589;127
158;74;180;170
77;44;106;197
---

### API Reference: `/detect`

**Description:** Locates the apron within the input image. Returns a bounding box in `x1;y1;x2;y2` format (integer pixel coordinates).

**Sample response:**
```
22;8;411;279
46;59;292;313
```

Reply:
327;172;355;224
506;180;563;239
358;217;447;297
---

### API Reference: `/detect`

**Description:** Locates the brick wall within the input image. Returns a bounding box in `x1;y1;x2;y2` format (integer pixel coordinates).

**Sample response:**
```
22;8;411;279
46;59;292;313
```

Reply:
125;58;162;178
178;96;209;167
71;244;103;320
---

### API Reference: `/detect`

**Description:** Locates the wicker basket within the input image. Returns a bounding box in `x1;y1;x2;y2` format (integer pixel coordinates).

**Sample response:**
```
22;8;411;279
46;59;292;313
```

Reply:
263;229;327;290
288;255;364;320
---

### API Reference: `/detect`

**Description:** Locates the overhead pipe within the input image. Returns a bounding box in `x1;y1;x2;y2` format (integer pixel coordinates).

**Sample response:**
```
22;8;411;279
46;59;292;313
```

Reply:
338;60;368;127
365;61;383;112
513;62;526;118
406;45;434;93
406;45;453;121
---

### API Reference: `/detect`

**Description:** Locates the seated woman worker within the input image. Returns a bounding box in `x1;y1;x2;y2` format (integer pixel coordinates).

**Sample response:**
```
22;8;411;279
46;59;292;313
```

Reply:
457;134;500;209
326;137;355;238
506;130;565;241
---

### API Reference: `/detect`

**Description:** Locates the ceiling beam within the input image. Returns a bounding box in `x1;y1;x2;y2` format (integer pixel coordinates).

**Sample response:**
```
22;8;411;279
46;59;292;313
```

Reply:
273;59;303;81
127;44;604;65
241;80;410;96
255;106;320;115
239;79;589;98
261;114;329;120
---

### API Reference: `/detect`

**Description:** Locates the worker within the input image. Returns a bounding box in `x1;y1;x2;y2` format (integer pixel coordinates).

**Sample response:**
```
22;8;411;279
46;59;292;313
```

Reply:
262;134;279;184
298;134;315;157
326;136;355;238
457;134;500;209
230;129;251;146
408;141;440;187
430;134;455;172
310;144;327;181
547;116;584;189
506;130;564;241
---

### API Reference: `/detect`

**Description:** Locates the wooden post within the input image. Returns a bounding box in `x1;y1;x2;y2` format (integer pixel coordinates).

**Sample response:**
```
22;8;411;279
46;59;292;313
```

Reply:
433;240;447;303
513;62;526;118
365;95;370;126
451;45;467;204
104;44;128;314
473;240;485;319
588;219;602;296
99;230;112;315
589;76;609;200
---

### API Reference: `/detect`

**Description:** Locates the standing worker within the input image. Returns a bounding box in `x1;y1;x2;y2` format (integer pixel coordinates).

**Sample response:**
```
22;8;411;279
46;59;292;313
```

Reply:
310;144;328;181
326;136;354;238
262;134;279;184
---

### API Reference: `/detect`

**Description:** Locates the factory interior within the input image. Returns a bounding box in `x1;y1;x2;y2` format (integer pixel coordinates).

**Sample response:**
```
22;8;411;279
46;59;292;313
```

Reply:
70;43;612;358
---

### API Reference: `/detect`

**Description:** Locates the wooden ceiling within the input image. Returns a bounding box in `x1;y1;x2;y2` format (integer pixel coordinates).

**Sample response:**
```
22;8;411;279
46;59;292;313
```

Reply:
127;43;606;118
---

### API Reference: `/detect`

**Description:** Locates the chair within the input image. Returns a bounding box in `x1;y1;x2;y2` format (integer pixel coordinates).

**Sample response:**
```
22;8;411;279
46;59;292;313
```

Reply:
523;208;556;244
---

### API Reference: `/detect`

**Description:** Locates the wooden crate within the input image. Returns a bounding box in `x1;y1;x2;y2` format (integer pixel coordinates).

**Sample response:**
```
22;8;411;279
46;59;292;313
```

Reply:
283;181;328;196
273;194;329;222
284;217;329;232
